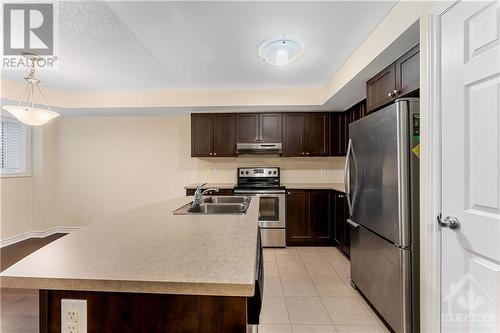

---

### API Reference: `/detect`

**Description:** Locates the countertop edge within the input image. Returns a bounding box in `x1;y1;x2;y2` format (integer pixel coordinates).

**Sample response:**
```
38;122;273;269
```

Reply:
0;276;256;297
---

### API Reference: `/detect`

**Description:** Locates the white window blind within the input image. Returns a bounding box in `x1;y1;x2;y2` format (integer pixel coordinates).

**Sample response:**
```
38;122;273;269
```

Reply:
1;117;29;175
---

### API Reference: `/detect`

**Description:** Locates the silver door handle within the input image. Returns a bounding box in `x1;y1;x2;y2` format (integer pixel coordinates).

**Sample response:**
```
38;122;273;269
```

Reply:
437;214;460;230
344;139;353;215
347;219;359;228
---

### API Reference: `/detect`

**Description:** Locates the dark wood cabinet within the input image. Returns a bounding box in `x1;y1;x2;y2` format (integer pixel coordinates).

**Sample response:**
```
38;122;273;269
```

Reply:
366;44;420;113
236;113;282;143
330;112;346;156
310;190;333;245
332;191;349;258
260;113;282;143
366;63;396;113
286;190;311;246
191;113;236;157
305;113;330;156
286;189;332;246
191;114;213;157
283;113;329;157
395;44;419;97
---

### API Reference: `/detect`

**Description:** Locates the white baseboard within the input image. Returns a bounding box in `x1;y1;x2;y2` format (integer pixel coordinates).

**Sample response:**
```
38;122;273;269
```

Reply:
0;226;82;248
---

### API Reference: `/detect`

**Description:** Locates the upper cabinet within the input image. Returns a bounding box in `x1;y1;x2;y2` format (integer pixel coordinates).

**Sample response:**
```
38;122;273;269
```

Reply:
283;113;329;157
366;44;420;113
236;113;282;143
191;113;236;157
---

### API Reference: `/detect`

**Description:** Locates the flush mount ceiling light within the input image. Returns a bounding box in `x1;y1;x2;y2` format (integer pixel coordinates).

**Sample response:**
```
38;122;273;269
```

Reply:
258;35;304;66
2;53;59;126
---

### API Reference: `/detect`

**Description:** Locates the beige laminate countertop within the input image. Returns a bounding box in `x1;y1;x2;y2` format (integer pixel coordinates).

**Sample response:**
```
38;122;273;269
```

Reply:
0;197;259;297
185;183;235;190
283;183;346;193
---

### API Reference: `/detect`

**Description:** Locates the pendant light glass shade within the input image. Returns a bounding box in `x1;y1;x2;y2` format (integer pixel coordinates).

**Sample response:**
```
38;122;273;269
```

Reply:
1;54;59;126
2;105;60;126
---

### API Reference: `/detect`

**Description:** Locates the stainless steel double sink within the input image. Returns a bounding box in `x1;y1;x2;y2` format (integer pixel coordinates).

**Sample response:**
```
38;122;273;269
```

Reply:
172;196;252;215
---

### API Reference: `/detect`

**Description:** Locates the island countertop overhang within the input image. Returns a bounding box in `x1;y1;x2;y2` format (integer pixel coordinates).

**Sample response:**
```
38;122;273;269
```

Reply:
0;197;260;297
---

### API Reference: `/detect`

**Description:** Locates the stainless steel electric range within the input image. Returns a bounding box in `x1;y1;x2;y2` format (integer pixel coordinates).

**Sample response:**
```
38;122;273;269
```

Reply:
234;167;286;247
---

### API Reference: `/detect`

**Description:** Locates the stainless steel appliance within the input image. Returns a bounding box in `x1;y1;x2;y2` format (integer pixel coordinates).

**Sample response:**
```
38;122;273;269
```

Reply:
234;167;286;247
236;143;282;155
345;98;420;333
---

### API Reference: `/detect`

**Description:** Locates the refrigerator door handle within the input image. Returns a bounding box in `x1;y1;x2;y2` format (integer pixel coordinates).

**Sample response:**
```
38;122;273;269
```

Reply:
344;139;353;215
347;219;360;228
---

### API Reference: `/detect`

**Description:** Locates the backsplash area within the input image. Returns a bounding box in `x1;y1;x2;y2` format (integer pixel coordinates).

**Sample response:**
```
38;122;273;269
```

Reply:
195;157;346;184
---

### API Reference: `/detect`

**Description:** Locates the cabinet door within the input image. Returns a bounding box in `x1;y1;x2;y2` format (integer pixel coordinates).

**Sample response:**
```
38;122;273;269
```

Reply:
191;114;213;157
311;190;332;245
305;113;330;156
286;190;312;246
366;63;396;113
282;113;305;157
330;113;345;156
259;113;282;143
213;114;236;157
236;114;259;143
395;44;419;97
333;192;345;247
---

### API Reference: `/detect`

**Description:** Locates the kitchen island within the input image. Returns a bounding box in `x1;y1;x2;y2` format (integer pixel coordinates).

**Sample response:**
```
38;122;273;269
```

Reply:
0;197;261;332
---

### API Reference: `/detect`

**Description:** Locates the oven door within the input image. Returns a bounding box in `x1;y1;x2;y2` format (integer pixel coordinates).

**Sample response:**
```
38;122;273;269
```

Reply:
234;190;285;229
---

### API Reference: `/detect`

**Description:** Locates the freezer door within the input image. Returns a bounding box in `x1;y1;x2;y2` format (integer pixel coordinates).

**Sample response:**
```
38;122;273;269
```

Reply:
350;224;412;333
348;101;411;246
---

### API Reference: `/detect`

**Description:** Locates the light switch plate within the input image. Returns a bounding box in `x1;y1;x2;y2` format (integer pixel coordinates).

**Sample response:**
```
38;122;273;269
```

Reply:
61;299;87;333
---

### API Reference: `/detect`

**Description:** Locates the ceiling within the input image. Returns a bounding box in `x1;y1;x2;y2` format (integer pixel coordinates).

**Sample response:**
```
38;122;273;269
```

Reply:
1;1;396;91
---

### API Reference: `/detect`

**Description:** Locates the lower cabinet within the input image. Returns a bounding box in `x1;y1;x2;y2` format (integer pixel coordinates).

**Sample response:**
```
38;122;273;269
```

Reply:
332;191;350;258
286;190;333;246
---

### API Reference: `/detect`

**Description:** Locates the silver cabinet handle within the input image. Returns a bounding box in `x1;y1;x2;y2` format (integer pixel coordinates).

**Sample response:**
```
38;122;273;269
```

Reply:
437;214;460;230
306;152;309;156
213;152;217;156
388;92;394;97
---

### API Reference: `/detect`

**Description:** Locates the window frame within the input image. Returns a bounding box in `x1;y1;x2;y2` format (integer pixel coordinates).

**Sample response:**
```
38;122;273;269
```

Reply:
0;114;32;178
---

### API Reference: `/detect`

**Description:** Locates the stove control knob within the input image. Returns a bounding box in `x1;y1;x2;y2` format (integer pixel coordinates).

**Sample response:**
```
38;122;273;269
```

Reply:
245;171;249;175
240;171;244;175
268;171;272;175
273;171;277;174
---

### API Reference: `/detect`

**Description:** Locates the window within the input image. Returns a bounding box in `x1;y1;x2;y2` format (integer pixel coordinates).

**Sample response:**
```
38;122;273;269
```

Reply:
1;116;30;176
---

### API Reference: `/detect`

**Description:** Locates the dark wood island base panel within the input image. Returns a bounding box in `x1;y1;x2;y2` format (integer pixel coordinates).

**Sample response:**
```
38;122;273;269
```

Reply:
40;290;248;333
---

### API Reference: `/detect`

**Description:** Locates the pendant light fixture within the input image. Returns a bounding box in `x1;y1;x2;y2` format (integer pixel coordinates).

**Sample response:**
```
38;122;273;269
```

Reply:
258;35;304;66
2;53;59;126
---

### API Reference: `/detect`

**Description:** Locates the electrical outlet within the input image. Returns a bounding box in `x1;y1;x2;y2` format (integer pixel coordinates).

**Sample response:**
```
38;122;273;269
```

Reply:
62;299;87;333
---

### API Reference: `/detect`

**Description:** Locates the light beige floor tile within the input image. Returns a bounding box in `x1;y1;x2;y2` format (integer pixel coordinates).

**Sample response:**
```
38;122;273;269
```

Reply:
281;277;318;296
275;248;303;263
264;276;284;296
259;324;293;332
298;247;336;262
321;296;375;326
312;277;356;296
286;296;332;325
334;325;384;333
264;249;277;263
260;296;290;324
327;256;350;270
332;264;351;283
278;262;309;277
304;261;338;277
292;324;337;332
265;261;280;277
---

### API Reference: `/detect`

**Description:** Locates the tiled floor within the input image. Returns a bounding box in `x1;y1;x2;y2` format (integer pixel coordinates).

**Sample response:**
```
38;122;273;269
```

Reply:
259;247;390;333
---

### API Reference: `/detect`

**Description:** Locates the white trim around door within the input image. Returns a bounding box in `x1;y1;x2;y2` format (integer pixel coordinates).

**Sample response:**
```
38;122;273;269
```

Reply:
421;1;460;332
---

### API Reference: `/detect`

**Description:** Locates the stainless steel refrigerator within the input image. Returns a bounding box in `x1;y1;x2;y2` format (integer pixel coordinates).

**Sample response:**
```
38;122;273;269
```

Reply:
345;98;420;333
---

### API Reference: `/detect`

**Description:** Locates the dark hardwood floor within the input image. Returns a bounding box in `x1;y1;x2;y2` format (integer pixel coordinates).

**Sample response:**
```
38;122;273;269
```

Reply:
1;234;67;333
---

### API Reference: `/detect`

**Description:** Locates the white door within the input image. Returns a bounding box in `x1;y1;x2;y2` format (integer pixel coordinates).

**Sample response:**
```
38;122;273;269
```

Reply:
440;1;500;332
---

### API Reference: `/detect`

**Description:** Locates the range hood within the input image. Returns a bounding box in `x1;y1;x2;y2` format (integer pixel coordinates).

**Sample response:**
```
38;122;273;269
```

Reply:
236;143;282;155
